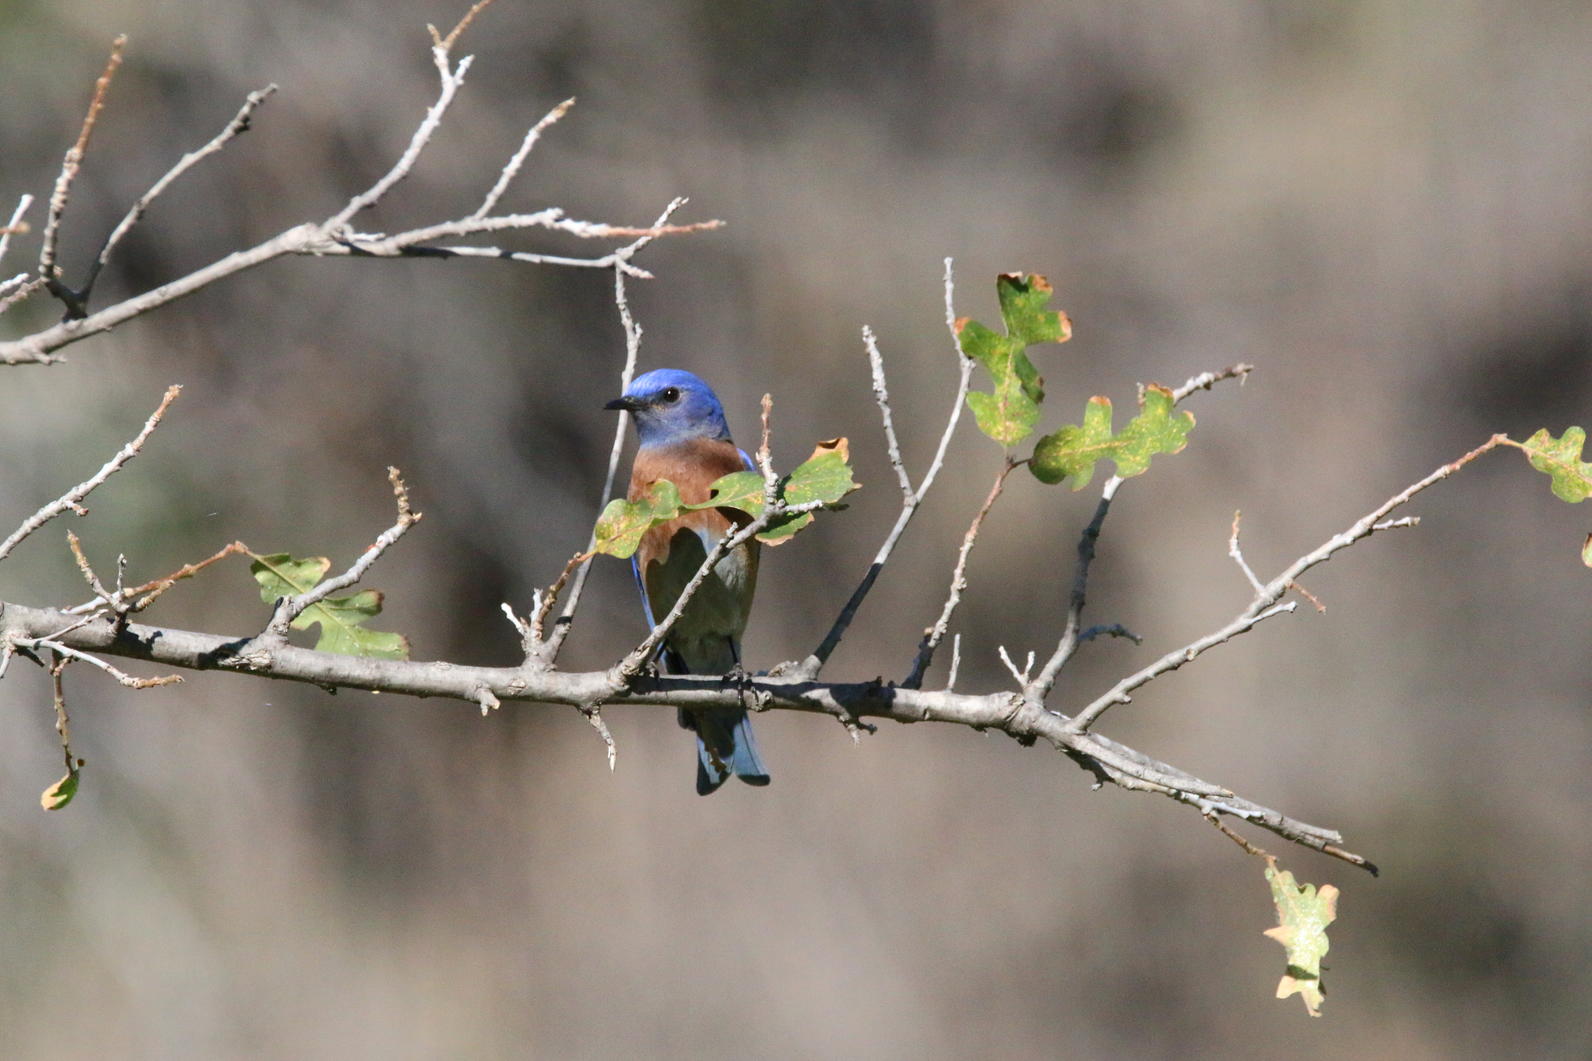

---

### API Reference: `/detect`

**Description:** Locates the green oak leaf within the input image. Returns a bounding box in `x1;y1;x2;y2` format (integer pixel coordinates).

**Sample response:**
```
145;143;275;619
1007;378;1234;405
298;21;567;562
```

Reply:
996;270;1072;346
690;471;765;518
249;552;410;659
591;479;683;559
1263;859;1339;1018
686;437;860;545
41;768;80;811
1030;384;1194;489
958;273;1072;448
1521;426;1592;503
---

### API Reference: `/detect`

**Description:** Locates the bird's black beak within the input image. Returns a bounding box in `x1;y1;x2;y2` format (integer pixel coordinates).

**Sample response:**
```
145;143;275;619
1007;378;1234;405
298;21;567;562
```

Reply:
605;395;642;412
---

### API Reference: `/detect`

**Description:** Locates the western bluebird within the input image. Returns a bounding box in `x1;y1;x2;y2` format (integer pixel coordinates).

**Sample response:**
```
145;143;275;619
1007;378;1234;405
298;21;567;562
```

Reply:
605;368;771;794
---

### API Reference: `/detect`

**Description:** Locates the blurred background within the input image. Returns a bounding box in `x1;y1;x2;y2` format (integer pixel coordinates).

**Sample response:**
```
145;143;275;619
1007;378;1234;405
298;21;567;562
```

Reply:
1;1;1588;1056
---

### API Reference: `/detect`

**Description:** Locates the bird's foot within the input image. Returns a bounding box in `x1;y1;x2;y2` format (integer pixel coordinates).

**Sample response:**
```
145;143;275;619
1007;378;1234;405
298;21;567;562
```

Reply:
721;661;755;708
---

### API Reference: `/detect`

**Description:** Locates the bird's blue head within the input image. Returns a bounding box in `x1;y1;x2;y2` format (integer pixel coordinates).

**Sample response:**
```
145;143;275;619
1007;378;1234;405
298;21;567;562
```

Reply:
605;368;733;448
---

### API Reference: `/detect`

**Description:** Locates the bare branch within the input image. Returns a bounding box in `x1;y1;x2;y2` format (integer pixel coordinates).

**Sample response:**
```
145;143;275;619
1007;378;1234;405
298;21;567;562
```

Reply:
1066;600;1298;733
262;467;422;640
323;49;475;232
40;35;126;292
1028;477;1121;698
0;385;181;563
473;96;576;220
0;598;1374;869
78;85;279;304
1064;435;1512;734
0;39;718;369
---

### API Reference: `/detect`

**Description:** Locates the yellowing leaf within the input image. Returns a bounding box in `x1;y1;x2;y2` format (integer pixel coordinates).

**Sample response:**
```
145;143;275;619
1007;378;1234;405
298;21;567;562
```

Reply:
1030;384;1194;489
249;552;410;659
1263;858;1339;1017
41;768;79;810
959;273;1071;448
759;437;859;544
592;480;683;559
1521;426;1592;503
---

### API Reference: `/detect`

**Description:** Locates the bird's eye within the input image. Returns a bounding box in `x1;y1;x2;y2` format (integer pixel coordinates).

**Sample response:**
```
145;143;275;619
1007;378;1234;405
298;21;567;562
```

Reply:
660;387;681;403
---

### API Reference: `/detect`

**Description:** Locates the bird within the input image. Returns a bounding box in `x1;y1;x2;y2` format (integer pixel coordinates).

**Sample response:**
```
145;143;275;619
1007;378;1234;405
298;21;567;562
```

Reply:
605;368;771;794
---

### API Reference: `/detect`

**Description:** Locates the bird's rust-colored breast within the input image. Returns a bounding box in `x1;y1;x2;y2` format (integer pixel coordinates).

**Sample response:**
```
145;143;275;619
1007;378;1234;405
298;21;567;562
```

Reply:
632;439;751;568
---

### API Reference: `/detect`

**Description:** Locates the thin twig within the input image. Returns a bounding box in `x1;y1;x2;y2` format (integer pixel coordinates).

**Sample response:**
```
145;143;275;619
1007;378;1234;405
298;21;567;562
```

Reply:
0;194;33;268
1171;362;1252;402
323;54;477;232
500;602;536;658
0;276;48;317
429;0;498;53
472;97;575;220
63;540;250;615
40;35;126;292
0;385;181;564
263;467;422;639
583;705;617;771
864;326;913;500
1205;810;1271;859
1228;510;1266;595
78;86;279;304
31;639;183;688
802;259;976;675
51;657;76;770
127;540;251;612
530;552;585;643
903;456;1019;688
946;633;961;691
66;531;123;616
997;645;1035;685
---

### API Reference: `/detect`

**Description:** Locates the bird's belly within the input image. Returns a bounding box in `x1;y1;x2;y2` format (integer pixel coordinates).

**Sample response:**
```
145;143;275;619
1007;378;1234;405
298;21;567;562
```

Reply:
644;526;757;673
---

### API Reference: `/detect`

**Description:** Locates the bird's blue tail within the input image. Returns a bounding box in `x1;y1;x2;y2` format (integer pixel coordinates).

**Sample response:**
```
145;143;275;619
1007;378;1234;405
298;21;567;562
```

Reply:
682;707;770;795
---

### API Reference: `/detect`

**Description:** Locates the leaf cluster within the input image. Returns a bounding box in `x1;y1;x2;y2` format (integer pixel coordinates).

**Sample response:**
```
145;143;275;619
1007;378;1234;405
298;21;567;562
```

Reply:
959;273;1194;487
591;438;858;560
